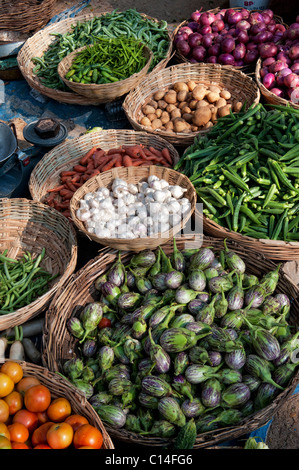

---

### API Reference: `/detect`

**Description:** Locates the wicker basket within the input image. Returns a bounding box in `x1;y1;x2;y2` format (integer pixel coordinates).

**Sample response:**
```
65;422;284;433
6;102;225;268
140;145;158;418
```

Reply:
122;62;260;147
0;359;114;449
17;12;172;106
58;44;153;103
69;166;196;251
196;208;299;262
173;7;287;74
0;198;77;331
255;57;299;110
42;235;299;448
29;129;180;215
0;0;57;34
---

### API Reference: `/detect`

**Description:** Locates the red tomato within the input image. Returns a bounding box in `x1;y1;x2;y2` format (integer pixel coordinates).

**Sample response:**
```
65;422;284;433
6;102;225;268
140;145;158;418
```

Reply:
64;414;89;432
0;399;9;423
98;318;112;329
11;442;30;449
12;409;39;434
16;376;40;396
0;362;23;384
34;444;51;449
46;397;72;422
8;422;29;443
73;424;103;449
24;385;51;413
46;422;73;449
0;435;12;449
0;373;14;398
37;410;49;424
4;390;23;415
31;422;54;447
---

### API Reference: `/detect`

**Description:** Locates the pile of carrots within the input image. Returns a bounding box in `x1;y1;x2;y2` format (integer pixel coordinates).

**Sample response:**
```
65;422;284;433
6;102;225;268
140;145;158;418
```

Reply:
45;143;173;218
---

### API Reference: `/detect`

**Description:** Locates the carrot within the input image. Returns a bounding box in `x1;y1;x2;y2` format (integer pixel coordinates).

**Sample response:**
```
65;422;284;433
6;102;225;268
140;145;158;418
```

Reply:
101;157;119;172
79;146;97;165
65;180;77;192
114;160;122;167
93;149;106;168
122;145;142;158
88;169;101;178
138;146;148;160
123;155;133;167
61;210;71;218
60;188;74;199
107;147;126;155
131;159;147;166
47;184;65;193
70;174;81;183
149;146;162;157
73;164;87;173
161;147;173;164
60;170;77;177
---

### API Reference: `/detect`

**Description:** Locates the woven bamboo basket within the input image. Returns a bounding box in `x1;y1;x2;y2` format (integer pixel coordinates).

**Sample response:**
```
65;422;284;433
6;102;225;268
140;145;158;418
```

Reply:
0;0;57;34
255;57;299;110
69;165;196;251
29;129;180;218
0;198;77;331
0;359;114;448
196;208;299;262
122;62;260;147
42;235;299;449
58;44;153;103
17;12;172;106
173;7;287;75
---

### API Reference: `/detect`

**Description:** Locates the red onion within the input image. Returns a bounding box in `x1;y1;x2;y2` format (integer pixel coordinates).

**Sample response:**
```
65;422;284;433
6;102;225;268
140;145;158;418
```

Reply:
187;21;200;32
212;19;225;32
273;33;284;43
218;53;235;65
175;31;188;42
262;57;276;67
221;37;235;53
190;10;202;22
202;33;214;48
199;25;212;35
284;73;299;88
275;24;286;33
178;26;194;36
271;87;285;97
289;45;299;61
261;13;271;25
250;12;265;25
287;23;299;41
188;32;202;49
237;30;249;44
244;49;259;64
236;20;251;31
207;56;218;64
226;11;243;25
200;12;216;26
215;12;224;21
277;51;292;65
176;39;191;57
235;60;244;67
291;62;299;74
267;23;276;34
191;45;207;62
290;88;299;104
250;23;266;36
258;43;278;59
254;31;269;44
240;8;250;20
208;44;221;57
263;32;274;43
276;68;292;86
263;9;274;20
269;60;288;73
233;43;246;60
247;42;258;51
260;66;269;78
263;73;275;89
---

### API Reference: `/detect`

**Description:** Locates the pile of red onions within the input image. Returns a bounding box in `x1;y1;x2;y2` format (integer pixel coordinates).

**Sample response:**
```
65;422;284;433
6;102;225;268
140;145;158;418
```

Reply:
259;18;299;103
174;8;287;67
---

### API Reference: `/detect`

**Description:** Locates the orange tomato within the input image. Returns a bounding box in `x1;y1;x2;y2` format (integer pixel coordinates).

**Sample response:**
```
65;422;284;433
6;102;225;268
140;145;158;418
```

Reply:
46;422;73;449
4;390;23;415
0;373;14;398
31;421;54;447
13;409;39;434
65;414;89;432
0;362;23;384
11;442;30;449
0;423;10;440
46;397;72;422
73;424;103;450
16;376;40;396
33;444;51;449
0;399;9;423
24;384;51;413
37;410;49;425
78;446;96;449
8;422;29;443
0;435;12;449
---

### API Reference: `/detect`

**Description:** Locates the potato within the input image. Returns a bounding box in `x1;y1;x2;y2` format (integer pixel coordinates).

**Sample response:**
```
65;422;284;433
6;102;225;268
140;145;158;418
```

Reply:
192;107;212;127
173;82;189;92
187;80;197;91
147;113;158;122
140;116;152;127
173;118;188;133
170;108;181;120
234;101;243;112
160;111;170;124
153;90;165;101
147;99;158;109
217;104;232;117
164;90;177;104
155;108;162;118
181;106;192;114
220;89;231;100
166;103;177;113
215;97;227;109
190;125;199;132
208;85;221;94
142;104;156;115
189;99;199;110
182;113;193;123
192;85;207;101
202;121;213;130
206;92;220;103
177;90;189;102
164;121;174;131
196;100;209;108
151;118;163;130
158;99;168;110
210;105;218;122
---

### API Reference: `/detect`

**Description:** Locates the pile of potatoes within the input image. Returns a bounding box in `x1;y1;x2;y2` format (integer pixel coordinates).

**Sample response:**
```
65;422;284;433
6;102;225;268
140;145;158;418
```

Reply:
139;80;243;134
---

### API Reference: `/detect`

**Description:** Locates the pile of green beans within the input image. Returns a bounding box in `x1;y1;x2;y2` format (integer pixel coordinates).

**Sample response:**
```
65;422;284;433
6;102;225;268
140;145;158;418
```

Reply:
32;9;170;91
66;37;148;84
175;103;299;242
0;248;57;314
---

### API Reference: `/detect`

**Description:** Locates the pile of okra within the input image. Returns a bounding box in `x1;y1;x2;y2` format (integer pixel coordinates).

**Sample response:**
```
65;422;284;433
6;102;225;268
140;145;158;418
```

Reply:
175;103;299;242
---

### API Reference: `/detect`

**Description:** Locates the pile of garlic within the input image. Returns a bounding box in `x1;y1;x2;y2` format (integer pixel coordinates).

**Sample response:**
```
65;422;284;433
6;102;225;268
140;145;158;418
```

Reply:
76;175;191;239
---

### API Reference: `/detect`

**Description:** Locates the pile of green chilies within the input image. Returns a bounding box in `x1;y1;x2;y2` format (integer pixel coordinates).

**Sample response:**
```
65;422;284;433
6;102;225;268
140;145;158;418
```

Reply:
32;9;169;90
175;103;299;242
66;37;148;84
0;248;57;314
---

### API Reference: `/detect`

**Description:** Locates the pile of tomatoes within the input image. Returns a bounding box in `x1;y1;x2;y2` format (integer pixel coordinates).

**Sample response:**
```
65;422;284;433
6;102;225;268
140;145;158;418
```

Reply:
0;361;104;449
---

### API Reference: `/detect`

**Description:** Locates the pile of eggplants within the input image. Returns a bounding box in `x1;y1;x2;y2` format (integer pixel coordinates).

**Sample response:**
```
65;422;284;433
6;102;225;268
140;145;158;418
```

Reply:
63;240;299;441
